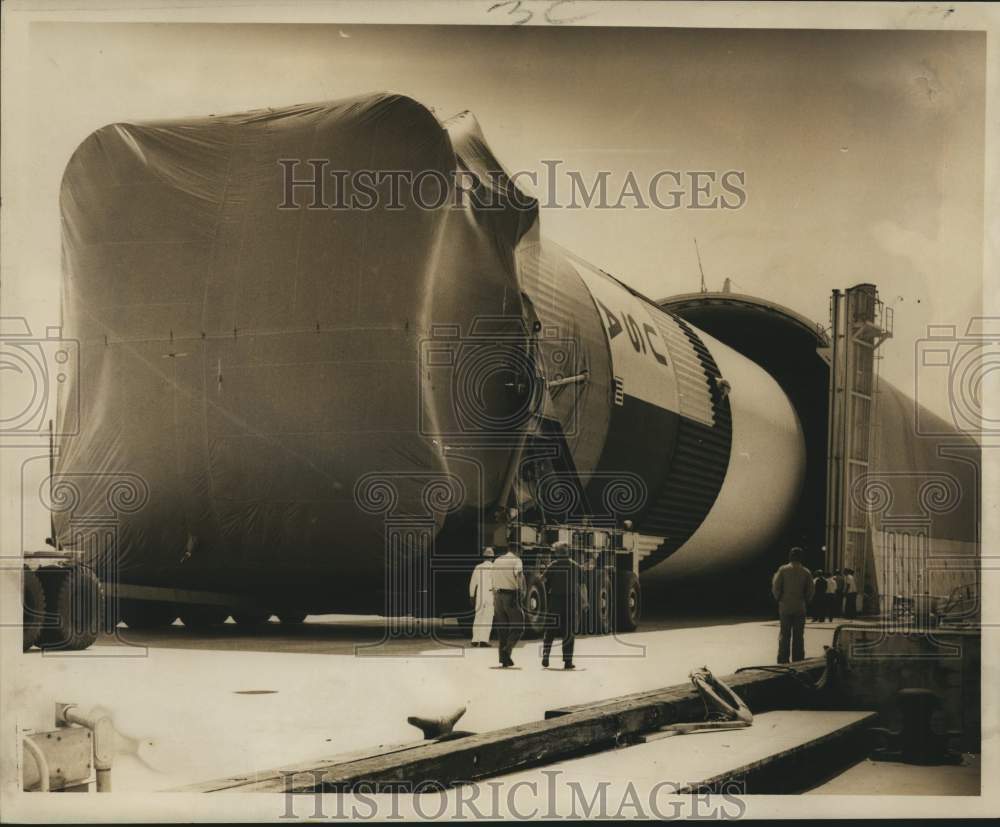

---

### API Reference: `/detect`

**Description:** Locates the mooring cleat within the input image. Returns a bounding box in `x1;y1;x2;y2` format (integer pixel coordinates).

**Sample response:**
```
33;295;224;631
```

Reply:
406;704;467;740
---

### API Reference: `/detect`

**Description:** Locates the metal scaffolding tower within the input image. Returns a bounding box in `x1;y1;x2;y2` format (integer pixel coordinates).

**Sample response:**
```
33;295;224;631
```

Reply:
825;284;893;610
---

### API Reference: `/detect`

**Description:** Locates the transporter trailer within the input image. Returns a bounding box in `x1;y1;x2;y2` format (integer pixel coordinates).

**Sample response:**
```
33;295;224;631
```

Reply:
20;517;642;648
511;518;643;636
21;548;102;651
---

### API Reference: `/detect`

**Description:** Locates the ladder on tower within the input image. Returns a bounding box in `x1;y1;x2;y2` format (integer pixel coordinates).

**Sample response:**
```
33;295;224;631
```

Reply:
824;284;892;613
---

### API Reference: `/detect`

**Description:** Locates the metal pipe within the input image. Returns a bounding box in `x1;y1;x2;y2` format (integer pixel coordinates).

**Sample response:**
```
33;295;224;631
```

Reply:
546;370;588;390
23;736;49;792
56;703;114;792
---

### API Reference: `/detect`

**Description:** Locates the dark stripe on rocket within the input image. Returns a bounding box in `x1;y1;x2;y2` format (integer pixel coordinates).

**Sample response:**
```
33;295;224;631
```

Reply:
639;318;733;570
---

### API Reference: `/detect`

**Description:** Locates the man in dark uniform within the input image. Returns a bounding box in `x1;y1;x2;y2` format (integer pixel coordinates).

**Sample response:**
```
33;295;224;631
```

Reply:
811;569;828;623
844;568;859;618
833;568;846;618
540;541;582;670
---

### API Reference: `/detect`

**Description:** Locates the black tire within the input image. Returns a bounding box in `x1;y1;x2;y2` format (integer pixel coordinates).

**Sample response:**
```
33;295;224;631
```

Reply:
38;566;102;651
616;571;641;632
179;605;230;628
232;610;272;627
277;611;308;625
120;599;178;629
524;573;548;638
593;570;614;635
22;569;46;651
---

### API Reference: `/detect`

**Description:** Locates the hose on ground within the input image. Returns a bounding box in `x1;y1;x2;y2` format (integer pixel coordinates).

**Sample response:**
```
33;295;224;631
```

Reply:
734;646;840;692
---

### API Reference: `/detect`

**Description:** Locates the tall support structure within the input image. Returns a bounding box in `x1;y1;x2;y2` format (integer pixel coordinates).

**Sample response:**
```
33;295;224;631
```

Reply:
825;284;892;610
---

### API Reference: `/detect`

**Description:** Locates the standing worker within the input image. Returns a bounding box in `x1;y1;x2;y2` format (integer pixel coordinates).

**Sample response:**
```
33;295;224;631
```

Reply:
491;543;525;668
834;568;846;618
540;541;582;670
468;547;496;647
825;570;839;622
574;547;594;634
771;547;815;664
844;568;858;618
811;569;828;623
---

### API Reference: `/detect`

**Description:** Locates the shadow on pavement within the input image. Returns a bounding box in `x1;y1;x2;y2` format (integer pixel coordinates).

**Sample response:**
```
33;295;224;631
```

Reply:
98;608;774;656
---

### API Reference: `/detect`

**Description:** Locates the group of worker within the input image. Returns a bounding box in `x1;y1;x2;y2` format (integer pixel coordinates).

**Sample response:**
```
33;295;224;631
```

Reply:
809;567;858;623
471;542;859;669
468;541;582;670
770;547;859;665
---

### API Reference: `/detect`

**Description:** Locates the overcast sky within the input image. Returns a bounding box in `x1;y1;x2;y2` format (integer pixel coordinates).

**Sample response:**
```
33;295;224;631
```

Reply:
7;23;987;417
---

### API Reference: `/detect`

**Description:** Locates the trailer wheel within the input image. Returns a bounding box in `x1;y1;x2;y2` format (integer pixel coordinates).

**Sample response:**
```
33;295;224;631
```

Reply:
120;599;178;629
38;566;102;651
524;573;548;638
179;605;230;629
594;570;614;635
616;571;641;632
232;611;272;627
277;612;308;625
22;569;47;651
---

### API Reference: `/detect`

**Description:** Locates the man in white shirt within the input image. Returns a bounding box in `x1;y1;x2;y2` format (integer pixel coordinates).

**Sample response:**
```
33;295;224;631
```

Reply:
491;543;526;667
844;568;858;618
824;572;839;622
468;547;495;647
